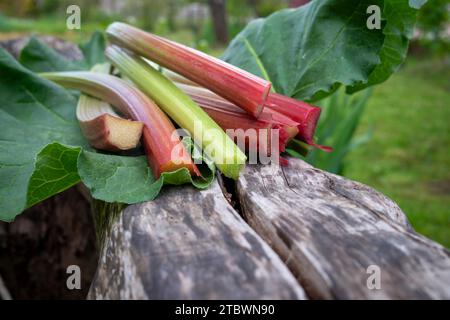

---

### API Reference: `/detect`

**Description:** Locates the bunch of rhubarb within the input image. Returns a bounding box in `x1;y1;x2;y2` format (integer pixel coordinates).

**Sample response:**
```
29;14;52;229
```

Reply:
106;23;330;163
168;80;331;160
42;22;330;182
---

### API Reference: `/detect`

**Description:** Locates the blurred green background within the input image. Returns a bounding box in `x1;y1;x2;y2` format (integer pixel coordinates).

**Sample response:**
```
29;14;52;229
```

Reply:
0;0;449;247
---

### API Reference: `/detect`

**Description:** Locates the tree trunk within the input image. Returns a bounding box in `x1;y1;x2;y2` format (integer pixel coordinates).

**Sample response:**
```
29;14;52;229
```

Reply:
167;0;177;32
208;0;229;44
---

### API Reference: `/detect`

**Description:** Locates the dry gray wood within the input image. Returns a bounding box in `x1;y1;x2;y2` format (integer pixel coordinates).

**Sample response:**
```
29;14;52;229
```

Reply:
88;180;306;300
0;273;12;300
236;158;450;299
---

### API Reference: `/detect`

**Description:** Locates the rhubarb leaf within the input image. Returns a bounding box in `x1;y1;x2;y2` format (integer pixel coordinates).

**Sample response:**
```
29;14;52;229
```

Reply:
0;48;214;222
347;0;424;93
0;49;86;221
27;143;82;208
19;31;106;72
77;152;162;203
78;31;107;68
78;143;214;203
19;36;81;72
222;0;425;101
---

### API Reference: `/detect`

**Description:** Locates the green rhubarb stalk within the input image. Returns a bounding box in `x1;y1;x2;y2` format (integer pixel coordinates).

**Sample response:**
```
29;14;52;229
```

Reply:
105;45;246;179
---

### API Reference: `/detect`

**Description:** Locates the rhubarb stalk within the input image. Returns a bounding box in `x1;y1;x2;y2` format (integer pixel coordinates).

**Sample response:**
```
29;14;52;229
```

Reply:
106;22;271;118
176;82;299;155
105;45;247;179
40;71;199;179
162;69;328;150
77;95;144;151
265;93;332;152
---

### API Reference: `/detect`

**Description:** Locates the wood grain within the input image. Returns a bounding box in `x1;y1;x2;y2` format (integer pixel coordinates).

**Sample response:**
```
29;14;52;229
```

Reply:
88;180;306;299
236;158;450;299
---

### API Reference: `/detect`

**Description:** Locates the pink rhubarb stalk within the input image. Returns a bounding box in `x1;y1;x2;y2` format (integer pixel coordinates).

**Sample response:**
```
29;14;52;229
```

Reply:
163;71;329;151
265;93;332;152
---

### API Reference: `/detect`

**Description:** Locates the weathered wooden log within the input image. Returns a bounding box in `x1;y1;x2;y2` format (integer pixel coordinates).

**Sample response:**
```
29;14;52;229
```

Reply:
90;157;450;299
236;158;450;299
0;273;12;300
88;180;306;299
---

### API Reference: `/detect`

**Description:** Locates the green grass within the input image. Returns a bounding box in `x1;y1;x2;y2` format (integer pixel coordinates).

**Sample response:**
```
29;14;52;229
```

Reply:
0;14;107;43
0;14;222;53
344;57;450;248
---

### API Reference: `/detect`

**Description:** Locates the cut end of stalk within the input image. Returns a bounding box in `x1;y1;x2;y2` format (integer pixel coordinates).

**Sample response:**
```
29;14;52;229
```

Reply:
266;93;332;152
79;114;144;151
77;94;144;151
298;106;321;143
105;115;144;150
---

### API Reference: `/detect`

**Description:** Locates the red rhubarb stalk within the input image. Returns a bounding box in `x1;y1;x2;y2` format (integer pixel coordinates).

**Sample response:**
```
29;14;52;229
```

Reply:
164;73;328;151
106;22;271;118
265;93;332;152
182;85;299;156
41;71;200;178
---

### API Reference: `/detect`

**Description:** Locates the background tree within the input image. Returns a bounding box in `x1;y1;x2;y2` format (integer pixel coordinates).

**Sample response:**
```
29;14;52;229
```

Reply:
289;0;310;8
208;0;228;44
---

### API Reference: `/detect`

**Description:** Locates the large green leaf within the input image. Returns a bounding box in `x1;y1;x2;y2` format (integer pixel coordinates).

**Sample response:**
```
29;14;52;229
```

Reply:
78;31;107;68
0;49;85;221
222;0;425;101
348;0;423;92
19;36;81;72
0;47;214;222
27;143;82;207
79;138;214;204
